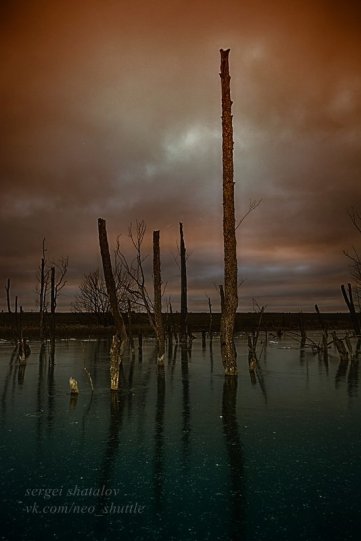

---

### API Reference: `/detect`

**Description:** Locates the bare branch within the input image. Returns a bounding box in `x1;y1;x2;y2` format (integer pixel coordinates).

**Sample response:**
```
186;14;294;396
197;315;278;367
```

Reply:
235;199;262;231
348;207;361;235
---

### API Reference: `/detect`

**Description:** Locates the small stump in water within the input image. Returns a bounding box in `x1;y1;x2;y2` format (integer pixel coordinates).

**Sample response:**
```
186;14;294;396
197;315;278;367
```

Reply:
69;377;79;395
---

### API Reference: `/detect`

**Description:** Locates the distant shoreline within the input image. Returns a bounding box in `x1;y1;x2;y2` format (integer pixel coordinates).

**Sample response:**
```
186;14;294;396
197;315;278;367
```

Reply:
0;311;356;339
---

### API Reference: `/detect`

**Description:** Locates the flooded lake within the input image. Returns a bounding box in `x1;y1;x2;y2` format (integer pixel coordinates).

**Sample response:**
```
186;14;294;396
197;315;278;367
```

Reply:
1;333;360;540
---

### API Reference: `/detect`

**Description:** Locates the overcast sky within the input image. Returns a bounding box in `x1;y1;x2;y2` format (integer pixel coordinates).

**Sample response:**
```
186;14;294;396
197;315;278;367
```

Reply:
1;0;361;312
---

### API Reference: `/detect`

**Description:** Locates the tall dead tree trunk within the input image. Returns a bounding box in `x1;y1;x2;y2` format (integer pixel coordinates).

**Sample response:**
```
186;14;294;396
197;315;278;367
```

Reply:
220;48;238;375
5;279;11;313
153;230;165;363
39;254;46;341
98;218;128;390
50;266;56;340
208;296;213;343
179;222;188;344
98;218;127;343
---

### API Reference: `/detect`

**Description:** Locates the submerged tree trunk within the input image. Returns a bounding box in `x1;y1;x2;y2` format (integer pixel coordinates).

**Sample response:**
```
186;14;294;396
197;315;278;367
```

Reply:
98;218;128;390
153;230;165;363
179;222;188;344
220;48;238;375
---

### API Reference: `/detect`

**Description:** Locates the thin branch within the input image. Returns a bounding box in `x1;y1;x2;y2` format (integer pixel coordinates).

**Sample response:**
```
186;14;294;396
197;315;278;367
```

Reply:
235;199;262;231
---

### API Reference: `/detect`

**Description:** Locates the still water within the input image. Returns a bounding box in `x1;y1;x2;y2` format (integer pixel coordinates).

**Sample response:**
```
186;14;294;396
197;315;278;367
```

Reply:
1;334;360;541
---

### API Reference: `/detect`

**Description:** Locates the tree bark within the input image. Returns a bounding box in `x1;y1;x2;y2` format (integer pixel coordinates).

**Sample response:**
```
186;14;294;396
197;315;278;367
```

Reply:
220;48;238;376
179;222;188;344
208;296;213;343
98;218;128;345
153;230;165;362
98;218;127;390
5;279;11;313
341;283;361;335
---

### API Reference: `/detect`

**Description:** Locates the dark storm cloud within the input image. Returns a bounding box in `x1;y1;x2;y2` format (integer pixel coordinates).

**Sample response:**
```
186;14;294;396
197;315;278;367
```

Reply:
1;0;361;310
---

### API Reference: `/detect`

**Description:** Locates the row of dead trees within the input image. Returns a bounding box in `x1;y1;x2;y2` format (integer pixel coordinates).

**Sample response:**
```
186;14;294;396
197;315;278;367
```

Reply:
98;218;193;389
4;238;68;370
246;290;361;375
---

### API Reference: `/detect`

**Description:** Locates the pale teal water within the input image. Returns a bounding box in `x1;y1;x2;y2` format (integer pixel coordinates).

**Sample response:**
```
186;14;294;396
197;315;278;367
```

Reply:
1;334;360;540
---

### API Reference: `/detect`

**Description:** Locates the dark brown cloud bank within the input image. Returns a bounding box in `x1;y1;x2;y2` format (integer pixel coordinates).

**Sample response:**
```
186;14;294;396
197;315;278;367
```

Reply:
1;0;361;311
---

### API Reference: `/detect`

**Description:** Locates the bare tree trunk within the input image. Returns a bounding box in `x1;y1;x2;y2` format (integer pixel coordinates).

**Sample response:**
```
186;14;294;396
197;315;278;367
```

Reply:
341;283;361;335
98;218;128;344
207;296;213;343
315;304;328;359
153;230;165;363
169;300;178;344
5;279;11;313
13;296;19;341
50;266;56;339
98;218;127;390
39;256;45;341
219;49;238;375
179;222;188;344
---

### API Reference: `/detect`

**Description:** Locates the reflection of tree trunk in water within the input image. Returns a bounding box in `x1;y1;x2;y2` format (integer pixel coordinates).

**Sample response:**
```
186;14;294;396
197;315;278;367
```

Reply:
170;344;178;378
181;347;191;466
36;343;47;447
49;338;56;365
335;361;348;389
356;337;361;357
222;377;246;539
126;359;135;418
250;367;268;404
138;332;143;362
87;339;102;384
347;360;359;398
1;346;18;427
153;364;165;513
94;392;125;526
17;359;27;385
318;350;329;375
187;338;193;359
47;361;55;434
134;349;157;448
167;335;173;362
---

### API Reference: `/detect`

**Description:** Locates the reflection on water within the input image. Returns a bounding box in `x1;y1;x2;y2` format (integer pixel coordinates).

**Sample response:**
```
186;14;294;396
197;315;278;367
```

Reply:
1;333;361;541
222;377;246;540
154;364;165;513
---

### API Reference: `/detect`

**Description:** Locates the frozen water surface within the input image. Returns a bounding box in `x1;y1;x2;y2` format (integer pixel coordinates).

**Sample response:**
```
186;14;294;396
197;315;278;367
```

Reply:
1;333;360;540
